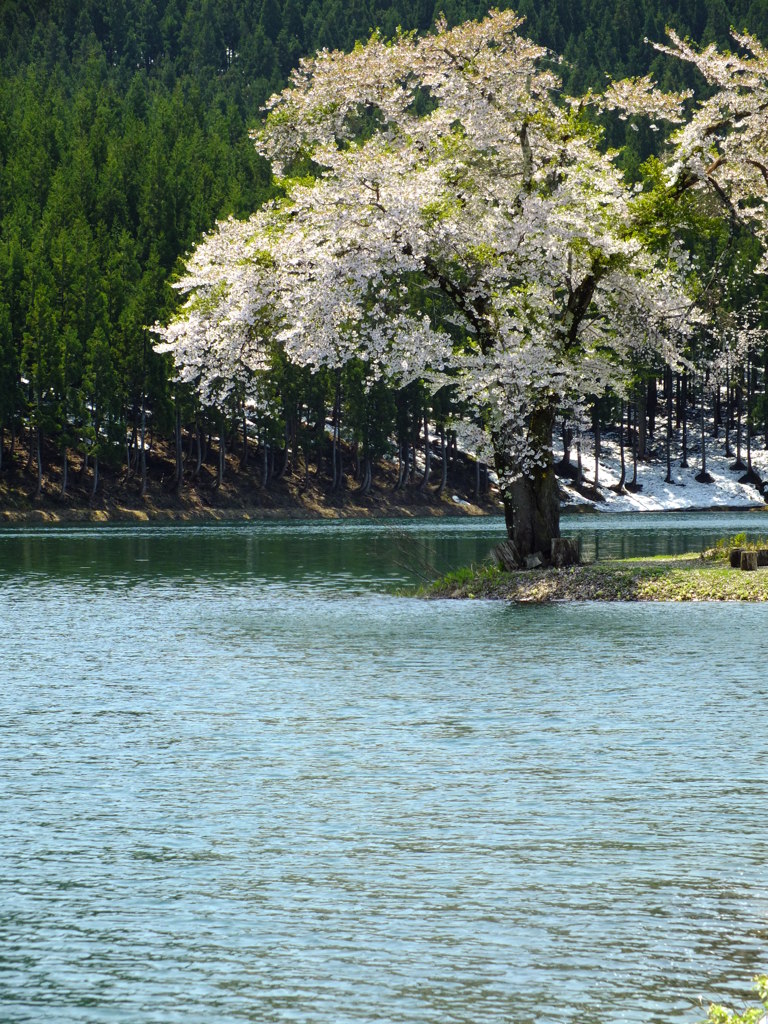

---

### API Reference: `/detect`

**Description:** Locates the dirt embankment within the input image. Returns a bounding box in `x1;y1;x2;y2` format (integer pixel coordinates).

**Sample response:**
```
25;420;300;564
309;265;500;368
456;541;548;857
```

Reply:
0;435;502;524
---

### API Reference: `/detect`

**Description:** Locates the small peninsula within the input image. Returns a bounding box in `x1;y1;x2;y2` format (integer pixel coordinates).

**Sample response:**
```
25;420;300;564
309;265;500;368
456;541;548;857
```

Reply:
427;550;768;603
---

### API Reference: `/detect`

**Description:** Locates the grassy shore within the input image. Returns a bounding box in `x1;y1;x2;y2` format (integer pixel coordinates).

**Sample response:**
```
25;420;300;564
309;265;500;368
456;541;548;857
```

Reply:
426;552;768;602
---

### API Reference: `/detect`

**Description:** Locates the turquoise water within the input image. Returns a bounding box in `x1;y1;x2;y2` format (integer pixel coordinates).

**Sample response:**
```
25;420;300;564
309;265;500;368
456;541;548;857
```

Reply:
1;513;767;1023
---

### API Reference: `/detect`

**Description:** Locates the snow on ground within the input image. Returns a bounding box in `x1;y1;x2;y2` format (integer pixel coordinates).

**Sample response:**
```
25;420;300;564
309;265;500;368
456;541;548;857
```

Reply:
557;430;768;512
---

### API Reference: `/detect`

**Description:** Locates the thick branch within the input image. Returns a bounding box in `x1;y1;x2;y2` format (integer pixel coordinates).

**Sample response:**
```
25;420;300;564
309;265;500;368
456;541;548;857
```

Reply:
421;253;491;349
746;158;768;187
563;273;597;348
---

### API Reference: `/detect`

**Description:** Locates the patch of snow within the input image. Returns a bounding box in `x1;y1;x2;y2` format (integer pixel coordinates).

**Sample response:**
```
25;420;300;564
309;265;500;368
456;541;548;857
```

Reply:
557;431;768;512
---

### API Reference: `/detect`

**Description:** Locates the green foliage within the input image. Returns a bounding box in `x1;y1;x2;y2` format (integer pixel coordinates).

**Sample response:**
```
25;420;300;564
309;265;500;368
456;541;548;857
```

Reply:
703;534;768;559
703;976;768;1024
0;0;765;492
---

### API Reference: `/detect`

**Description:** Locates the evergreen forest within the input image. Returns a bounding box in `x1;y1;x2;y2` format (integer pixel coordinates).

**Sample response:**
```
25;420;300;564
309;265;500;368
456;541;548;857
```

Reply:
1;0;767;510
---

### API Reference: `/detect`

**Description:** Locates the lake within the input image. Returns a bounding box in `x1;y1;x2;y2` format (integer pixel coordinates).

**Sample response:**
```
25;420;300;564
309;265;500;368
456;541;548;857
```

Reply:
1;511;767;1024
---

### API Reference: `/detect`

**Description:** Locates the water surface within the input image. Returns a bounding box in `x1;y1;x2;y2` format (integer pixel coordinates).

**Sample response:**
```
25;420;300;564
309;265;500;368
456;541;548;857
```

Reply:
1;513;767;1024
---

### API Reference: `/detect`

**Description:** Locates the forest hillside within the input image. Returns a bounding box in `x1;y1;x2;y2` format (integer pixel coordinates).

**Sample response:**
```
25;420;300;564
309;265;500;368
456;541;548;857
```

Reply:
1;0;766;519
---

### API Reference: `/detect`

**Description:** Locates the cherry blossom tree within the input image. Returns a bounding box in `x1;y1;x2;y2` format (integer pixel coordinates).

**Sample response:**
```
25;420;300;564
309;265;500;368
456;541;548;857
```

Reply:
157;11;694;562
606;29;768;261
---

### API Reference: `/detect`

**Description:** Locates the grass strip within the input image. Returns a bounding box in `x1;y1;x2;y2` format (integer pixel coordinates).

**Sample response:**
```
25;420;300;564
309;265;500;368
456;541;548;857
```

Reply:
425;554;768;602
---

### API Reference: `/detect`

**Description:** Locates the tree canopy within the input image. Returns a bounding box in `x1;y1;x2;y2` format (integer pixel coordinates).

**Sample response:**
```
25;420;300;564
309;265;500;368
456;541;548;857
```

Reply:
157;11;702;557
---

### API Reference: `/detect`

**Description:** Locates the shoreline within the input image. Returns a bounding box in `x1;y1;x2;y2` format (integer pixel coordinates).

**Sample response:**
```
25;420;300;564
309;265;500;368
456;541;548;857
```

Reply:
1;499;765;526
425;553;768;603
0;493;501;526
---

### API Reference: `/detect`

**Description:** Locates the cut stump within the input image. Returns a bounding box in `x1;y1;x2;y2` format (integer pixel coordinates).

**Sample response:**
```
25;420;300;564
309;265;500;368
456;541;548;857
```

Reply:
740;551;758;572
551;537;580;568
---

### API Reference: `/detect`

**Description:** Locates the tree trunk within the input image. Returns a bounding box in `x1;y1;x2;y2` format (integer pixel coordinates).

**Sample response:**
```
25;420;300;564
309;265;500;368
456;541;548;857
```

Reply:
241;406;248;470
647;376;657;439
557;421;573;472
359;455;372;495
140;392;147;497
593;407;600;496
437;428;447;496
695;375;713;483
34;425;43;498
665;369;673;484
740;358;761;486
637;384;647;460
195;419;203;478
675;372;682;428
421;414;431;491
497;405;559;561
175;401;184;488
732;375;745;471
613;399;627;492
217;414;226;487
680;371;689;468
746;358;753;474
60;446;68;497
627;399;641;491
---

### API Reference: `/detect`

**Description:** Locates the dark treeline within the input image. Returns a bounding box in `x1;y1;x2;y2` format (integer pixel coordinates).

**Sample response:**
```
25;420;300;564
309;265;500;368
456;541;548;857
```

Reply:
0;0;766;503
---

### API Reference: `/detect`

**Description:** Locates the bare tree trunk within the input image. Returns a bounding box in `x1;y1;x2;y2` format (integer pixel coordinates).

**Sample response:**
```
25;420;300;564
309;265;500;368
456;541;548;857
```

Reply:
746;357;753;475
60;447;68;497
195;419;203;478
557;420;573;472
724;362;732;457
680;371;689;468
175;401;183;488
421;414;431;491
140;392;147;497
359;454;372;495
613;399;626;492
34;425;42;498
437;428;447;496
665;369;673;484
240;406;248;470
593;406;600;496
91;455;99;500
647;376;657;439
217;414;226;487
675;372;682;428
637;384;647;460
732;374;745;471
740;358;761;485
696;375;713;483
627;400;641;491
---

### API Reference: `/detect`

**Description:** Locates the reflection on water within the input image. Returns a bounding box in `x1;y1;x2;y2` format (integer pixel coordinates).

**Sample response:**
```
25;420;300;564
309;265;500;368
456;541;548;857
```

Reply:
1;513;767;1024
562;510;768;562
